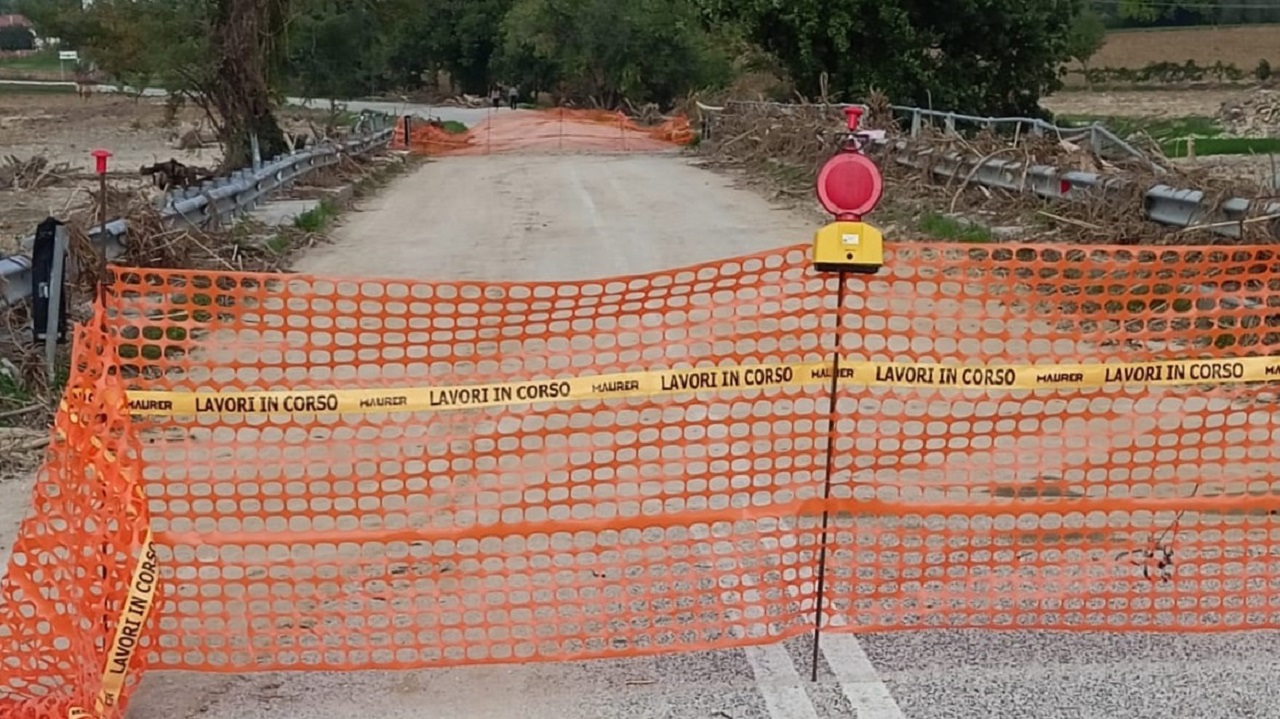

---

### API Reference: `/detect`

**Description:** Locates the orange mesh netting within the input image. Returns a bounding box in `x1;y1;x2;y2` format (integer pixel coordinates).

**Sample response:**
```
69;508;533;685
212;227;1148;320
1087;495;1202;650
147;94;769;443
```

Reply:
391;108;693;156
0;311;160;719
3;242;1280;717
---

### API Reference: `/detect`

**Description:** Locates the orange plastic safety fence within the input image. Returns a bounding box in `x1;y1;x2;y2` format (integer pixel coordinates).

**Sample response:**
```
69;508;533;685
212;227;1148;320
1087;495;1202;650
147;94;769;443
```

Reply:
0;312;160;719
4;242;1280;715
819;244;1280;633
392;109;693;156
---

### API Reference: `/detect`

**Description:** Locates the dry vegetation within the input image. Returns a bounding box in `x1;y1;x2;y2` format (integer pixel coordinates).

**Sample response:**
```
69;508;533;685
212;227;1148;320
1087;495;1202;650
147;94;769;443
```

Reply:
0;90;410;444
1092;25;1280;72
1041;89;1245;118
0;91;365;253
698;95;1278;246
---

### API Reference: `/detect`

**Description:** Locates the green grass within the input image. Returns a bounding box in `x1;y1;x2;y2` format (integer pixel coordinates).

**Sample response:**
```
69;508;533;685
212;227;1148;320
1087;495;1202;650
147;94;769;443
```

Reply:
919;212;993;243
0;367;32;409
1059;114;1280;158
265;235;291;255
293;199;339;232
1059;114;1222;142
0;50;64;74
1105;22;1280;33
1163;136;1280;158
440;120;469;135
0;81;75;95
116;324;190;362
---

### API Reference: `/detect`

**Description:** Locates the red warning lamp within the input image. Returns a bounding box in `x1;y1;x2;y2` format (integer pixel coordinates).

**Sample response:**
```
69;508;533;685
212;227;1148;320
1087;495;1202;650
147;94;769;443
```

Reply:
815;107;884;222
816;154;884;222
812;105;886;274
91;149;112;175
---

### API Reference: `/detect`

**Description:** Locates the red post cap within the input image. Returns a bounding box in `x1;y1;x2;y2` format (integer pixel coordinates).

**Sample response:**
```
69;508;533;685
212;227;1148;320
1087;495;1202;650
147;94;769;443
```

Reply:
91;149;112;175
844;106;864;132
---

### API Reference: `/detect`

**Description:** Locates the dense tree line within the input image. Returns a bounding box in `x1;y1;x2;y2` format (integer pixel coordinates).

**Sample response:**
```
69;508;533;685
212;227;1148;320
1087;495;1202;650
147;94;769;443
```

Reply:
1102;0;1280;27
17;0;1112;164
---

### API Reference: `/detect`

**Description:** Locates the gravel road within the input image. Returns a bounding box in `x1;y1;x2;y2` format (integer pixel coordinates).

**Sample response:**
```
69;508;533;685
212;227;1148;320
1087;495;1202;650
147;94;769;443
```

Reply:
3;149;1277;719
295;153;808;280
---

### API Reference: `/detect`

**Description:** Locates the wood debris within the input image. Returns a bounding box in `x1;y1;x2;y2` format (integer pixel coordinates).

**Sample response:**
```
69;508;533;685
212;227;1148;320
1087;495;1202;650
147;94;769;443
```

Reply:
140;159;216;191
0;155;71;190
1219;88;1280;138
701;94;1277;246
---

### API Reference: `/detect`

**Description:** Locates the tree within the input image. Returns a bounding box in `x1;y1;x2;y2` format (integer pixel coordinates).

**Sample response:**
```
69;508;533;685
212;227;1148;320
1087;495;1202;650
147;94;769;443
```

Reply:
203;0;289;168
0;26;34;51
17;0;99;48
1106;0;1223;26
285;1;389;100
499;0;731;107
703;0;1083;117
378;0;513;95
23;0;290;169
1065;6;1107;84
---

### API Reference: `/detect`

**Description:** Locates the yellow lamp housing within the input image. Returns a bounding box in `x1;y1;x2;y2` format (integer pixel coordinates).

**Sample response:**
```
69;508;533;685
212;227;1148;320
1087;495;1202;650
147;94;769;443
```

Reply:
813;221;884;274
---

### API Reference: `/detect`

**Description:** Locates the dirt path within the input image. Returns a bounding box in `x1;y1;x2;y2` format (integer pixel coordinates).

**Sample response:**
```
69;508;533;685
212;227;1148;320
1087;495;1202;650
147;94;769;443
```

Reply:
297;153;814;280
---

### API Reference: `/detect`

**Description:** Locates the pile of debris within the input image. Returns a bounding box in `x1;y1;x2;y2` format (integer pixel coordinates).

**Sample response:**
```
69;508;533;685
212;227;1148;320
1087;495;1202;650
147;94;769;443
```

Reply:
1219;88;1280;138
702;101;852;176
701;94;1276;245
140;159;215;192
0;425;48;475
439;94;493;108
0;155;71;190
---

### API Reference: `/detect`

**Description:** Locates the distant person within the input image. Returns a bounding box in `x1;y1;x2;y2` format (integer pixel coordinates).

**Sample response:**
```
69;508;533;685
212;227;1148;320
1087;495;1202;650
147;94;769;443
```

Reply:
490;87;501;109
508;85;520;110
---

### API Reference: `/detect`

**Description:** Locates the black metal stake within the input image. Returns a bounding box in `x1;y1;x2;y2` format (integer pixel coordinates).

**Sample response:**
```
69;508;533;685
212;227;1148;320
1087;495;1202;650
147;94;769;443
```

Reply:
97;172;108;229
810;269;848;682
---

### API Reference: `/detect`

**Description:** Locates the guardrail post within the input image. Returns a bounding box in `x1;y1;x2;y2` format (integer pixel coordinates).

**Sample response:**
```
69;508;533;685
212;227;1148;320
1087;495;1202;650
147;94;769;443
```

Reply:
251;133;262;172
31;218;68;374
910;110;921;138
944;113;955;135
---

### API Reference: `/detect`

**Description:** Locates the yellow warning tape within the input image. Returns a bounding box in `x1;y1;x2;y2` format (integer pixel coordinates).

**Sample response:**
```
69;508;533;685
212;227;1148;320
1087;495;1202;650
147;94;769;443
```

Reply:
42;352;1280;718
61;424;161;719
121;362;822;416
115;356;1280;417
92;528;159;716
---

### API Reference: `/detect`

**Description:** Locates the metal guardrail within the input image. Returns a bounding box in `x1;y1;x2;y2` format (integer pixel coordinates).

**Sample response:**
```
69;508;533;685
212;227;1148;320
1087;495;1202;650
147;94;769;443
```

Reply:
873;138;1280;240
702;101;1279;240
0;113;395;305
704;100;1164;172
888;105;1165;174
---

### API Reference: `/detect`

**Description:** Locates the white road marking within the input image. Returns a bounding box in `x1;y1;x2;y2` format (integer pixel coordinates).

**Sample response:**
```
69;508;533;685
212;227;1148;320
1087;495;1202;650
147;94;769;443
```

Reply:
819;634;906;719
743;644;821;719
